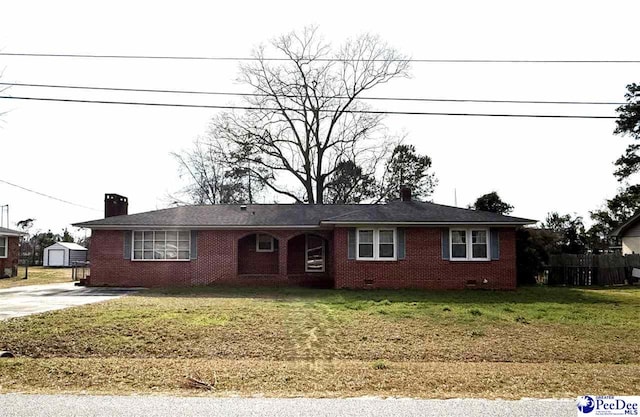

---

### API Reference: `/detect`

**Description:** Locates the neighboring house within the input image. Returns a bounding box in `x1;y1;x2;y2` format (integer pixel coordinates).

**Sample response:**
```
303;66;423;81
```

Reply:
43;242;88;267
611;213;640;254
0;227;26;278
73;192;535;289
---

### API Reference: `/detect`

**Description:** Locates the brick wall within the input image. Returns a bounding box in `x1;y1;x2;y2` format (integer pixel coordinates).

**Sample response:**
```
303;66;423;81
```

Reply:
237;234;279;274
89;229;333;287
0;236;20;277
88;227;516;289
333;227;516;290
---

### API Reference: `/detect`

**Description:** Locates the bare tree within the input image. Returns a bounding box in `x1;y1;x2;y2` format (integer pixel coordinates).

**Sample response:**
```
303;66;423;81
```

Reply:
207;26;410;204
170;136;266;205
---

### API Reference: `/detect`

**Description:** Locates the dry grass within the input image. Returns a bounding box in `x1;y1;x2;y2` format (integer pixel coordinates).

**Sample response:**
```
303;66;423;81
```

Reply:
1;286;639;397
1;358;638;398
0;267;73;289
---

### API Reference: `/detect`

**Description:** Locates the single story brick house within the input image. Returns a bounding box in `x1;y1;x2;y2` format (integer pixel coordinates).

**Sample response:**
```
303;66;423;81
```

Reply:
74;192;535;289
0;227;26;278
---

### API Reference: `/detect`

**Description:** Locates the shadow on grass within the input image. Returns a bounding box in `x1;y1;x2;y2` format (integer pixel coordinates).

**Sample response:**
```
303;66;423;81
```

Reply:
127;284;640;305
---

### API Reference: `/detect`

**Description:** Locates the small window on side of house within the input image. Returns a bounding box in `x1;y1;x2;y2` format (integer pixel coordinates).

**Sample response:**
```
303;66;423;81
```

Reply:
0;236;7;258
256;233;275;252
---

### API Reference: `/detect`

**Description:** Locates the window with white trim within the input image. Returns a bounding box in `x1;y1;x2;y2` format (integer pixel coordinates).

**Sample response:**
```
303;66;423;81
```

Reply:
450;228;489;261
358;230;374;258
133;231;190;261
357;228;396;260
451;230;467;259
256;233;275;252
0;236;7;258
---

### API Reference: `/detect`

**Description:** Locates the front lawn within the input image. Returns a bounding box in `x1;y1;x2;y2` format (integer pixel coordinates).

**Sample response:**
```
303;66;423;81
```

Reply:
0;286;638;397
0;267;73;289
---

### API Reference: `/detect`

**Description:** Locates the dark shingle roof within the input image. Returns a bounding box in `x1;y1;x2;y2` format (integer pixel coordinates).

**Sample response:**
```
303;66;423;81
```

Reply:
323;200;535;224
73;201;535;229
610;211;640;237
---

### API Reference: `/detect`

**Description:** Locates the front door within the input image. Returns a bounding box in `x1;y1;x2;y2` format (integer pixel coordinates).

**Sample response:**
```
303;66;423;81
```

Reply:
305;234;325;273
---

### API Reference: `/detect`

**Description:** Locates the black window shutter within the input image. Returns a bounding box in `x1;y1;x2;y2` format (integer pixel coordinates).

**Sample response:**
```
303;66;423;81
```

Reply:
190;230;198;260
397;228;406;259
441;228;450;260
123;231;132;260
347;228;356;259
490;228;500;260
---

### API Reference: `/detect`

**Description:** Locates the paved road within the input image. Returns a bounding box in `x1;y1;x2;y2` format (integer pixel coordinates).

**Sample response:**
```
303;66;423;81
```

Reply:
0;283;138;320
0;394;576;417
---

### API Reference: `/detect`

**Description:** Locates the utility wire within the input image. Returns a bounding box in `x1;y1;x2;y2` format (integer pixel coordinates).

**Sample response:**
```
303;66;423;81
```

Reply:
0;82;627;106
0;179;100;212
0;95;618;118
1;52;640;63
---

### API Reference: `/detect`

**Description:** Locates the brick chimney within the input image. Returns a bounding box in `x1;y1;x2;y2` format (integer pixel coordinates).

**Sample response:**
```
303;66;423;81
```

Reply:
400;186;412;202
104;194;128;218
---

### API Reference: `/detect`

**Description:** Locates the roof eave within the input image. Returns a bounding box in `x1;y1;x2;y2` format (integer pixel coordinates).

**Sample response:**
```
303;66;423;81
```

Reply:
321;220;536;226
610;212;640;237
0;231;28;237
73;224;330;230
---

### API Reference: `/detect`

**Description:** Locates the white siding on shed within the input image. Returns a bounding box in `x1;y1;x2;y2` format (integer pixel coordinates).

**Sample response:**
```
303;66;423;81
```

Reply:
43;242;88;267
622;237;640;255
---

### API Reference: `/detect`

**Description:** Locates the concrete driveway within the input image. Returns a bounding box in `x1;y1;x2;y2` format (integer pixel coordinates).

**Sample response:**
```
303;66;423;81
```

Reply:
0;283;138;320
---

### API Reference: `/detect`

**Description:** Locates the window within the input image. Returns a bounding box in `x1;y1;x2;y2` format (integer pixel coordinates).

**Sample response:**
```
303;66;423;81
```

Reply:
0;236;6;258
357;228;396;260
358;230;374;258
451;230;467;259
472;230;488;258
449;229;489;261
378;230;395;258
256;233;275;252
305;234;325;272
133;230;190;261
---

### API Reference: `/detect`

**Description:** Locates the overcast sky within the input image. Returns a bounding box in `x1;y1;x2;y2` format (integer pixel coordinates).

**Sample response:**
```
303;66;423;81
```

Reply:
1;0;638;236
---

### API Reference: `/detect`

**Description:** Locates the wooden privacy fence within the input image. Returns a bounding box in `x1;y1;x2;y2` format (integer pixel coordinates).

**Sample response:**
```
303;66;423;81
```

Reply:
547;253;640;286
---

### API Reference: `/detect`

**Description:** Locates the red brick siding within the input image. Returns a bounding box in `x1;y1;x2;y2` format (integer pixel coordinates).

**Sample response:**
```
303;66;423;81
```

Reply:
333;227;516;290
287;234;306;274
89;229;333;287
237;234;279;275
0;236;20;277
88;227;515;289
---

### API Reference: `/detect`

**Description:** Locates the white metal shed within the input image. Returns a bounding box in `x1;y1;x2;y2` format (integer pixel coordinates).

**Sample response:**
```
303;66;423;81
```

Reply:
43;242;88;267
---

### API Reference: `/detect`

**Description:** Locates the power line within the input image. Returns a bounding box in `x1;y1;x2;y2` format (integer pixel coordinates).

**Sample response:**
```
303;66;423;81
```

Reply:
1;52;640;64
0;82;627;106
0;95;618;118
0;179;100;212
